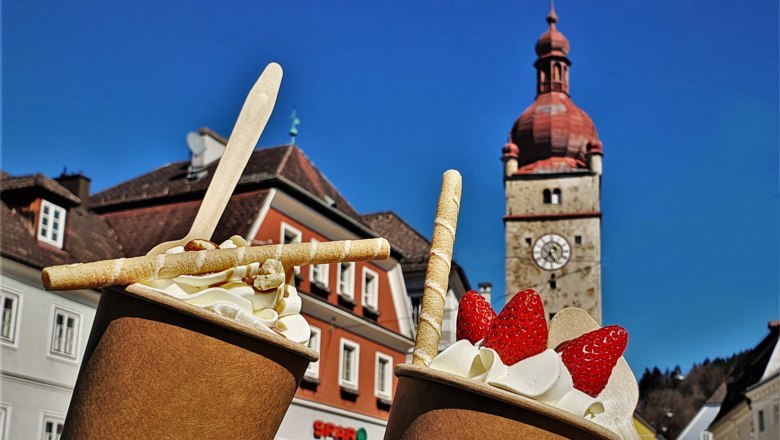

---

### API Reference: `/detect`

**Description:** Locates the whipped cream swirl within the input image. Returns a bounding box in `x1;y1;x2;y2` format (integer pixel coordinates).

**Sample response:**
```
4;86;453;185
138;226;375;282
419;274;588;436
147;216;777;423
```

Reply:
135;236;311;344
429;340;605;418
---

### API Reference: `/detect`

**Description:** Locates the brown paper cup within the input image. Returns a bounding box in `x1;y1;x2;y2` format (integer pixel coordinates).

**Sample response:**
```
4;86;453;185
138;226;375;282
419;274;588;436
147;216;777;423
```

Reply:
383;364;619;440
61;285;318;440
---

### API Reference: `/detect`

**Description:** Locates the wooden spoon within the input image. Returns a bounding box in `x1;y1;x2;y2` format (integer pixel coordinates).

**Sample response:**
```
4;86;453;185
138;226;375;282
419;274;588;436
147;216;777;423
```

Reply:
146;62;283;256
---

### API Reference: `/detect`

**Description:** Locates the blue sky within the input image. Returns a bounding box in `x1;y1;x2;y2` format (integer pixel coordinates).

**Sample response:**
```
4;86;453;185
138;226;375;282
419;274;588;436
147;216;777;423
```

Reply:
3;1;778;378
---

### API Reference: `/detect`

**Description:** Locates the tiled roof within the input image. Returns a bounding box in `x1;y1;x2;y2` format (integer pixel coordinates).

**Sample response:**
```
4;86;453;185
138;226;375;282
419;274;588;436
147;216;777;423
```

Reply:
90;144;360;221
89;140;368;257
1;181;124;269
1;172;81;205
711;322;780;426
361;211;431;272
101;189;270;257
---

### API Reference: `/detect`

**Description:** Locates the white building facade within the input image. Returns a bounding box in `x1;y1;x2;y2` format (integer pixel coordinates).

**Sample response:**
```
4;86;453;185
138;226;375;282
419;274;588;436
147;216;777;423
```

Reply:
1;258;98;440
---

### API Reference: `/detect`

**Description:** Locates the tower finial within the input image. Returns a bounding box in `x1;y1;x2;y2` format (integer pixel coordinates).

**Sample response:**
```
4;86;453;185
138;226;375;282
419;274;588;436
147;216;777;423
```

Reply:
289;107;300;145
547;0;558;25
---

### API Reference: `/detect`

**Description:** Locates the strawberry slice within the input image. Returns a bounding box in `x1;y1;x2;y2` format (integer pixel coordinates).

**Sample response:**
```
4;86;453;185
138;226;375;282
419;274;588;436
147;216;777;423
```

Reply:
555;325;628;397
482;289;547;366
456;290;496;344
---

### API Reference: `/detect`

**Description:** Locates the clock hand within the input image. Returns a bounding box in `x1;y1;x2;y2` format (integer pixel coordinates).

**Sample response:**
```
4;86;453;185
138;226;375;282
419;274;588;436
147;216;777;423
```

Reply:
550;246;560;263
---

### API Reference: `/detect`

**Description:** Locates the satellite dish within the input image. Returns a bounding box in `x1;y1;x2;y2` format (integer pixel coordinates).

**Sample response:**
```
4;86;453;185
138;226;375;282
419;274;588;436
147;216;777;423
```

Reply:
187;131;206;156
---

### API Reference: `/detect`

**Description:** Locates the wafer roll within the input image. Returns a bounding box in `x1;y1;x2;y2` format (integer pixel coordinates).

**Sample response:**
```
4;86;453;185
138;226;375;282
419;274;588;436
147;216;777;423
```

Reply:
412;170;462;366
43;238;390;291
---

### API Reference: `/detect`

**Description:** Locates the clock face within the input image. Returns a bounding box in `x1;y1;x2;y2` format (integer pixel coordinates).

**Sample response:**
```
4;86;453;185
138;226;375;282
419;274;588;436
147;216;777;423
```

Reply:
532;234;571;271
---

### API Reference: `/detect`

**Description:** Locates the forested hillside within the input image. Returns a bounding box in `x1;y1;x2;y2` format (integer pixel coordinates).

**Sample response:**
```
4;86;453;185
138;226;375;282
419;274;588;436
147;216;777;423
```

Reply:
636;352;744;439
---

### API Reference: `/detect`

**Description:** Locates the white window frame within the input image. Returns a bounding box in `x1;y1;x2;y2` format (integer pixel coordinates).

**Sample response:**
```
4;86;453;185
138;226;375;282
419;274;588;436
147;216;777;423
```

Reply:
38;199;66;248
48;305;81;362
375;352;393;401
0;404;9;440
40;412;65;440
305;326;321;380
0;289;22;347
362;267;379;312
309;239;329;288
338;338;360;391
280;222;302;275
337;262;355;301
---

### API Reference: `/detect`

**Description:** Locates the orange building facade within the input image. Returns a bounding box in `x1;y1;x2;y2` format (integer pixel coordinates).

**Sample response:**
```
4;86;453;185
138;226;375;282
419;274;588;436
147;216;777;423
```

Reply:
256;207;411;438
82;142;423;439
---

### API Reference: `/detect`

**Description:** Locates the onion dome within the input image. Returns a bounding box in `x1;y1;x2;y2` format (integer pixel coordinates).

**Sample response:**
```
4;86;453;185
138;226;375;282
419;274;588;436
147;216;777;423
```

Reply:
535;6;569;58
510;93;600;171
502;142;519;159
505;2;602;174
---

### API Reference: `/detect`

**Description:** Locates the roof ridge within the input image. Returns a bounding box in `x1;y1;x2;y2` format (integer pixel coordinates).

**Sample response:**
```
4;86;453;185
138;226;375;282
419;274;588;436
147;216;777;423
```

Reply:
276;144;295;175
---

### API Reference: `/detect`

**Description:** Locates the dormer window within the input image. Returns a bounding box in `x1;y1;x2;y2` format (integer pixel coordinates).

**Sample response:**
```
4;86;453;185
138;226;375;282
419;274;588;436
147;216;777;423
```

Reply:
38;200;66;248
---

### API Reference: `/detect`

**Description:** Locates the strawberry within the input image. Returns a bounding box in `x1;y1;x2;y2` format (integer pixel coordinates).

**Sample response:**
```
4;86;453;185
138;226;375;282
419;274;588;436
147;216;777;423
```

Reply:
482;289;547;366
555;325;628;397
456;290;496;344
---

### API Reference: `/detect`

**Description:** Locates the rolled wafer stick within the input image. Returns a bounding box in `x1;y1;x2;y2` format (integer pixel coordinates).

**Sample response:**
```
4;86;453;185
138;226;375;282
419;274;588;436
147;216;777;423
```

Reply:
42;238;390;291
412;170;462;366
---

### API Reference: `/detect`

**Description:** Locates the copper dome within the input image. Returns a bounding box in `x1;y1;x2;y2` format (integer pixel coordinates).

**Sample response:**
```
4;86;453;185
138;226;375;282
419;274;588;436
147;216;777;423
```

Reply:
510;92;600;171
535;9;569;58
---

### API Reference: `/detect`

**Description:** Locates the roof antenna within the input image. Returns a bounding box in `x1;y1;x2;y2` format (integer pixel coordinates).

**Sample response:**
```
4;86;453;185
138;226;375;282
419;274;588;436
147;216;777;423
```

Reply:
289;107;301;145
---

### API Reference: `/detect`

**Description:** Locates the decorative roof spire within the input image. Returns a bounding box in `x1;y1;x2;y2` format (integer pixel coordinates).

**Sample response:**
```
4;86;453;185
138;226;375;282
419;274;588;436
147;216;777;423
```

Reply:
547;0;558;26
289;107;301;145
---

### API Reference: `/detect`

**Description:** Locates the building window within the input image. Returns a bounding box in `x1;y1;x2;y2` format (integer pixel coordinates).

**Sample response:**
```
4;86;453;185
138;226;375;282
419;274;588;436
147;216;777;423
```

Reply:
337;262;355;301
339;338;360;391
309;239;329;288
758;410;765;432
410;293;422;326
305;327;321;381
551;189;562;205
280;223;302;275
375;352;393;401
0;290;21;346
575;235;582;245
41;414;64;440
280;222;302;245
549;274;557;290
525;237;532;246
543;189;551;204
50;306;80;360
362;268;379;312
38;200;66;248
0;404;8;440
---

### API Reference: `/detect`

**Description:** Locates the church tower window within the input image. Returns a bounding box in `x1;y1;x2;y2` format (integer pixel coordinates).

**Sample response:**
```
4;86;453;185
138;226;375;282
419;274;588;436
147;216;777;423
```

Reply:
551;189;562;205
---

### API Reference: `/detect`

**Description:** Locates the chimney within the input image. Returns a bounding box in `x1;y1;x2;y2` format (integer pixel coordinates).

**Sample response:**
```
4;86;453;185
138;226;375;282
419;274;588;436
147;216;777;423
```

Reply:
478;282;492;304
56;172;91;207
186;128;227;180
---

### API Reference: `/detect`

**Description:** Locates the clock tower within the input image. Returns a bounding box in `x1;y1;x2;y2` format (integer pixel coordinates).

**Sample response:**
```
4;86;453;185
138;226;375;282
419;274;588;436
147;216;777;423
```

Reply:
502;4;604;323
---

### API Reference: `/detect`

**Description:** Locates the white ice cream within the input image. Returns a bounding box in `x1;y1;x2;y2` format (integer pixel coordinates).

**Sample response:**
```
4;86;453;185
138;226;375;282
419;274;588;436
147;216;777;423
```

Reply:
135;236;311;344
430;342;605;419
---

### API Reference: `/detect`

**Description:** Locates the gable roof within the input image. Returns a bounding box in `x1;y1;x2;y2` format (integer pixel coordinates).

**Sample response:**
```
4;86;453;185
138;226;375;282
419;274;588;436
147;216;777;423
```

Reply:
1;172;124;269
90;143;360;221
711;321;780;427
1;172;81;206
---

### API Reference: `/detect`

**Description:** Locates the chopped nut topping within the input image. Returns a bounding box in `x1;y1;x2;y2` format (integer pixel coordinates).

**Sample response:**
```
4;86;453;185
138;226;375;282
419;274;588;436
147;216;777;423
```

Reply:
184;239;219;251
